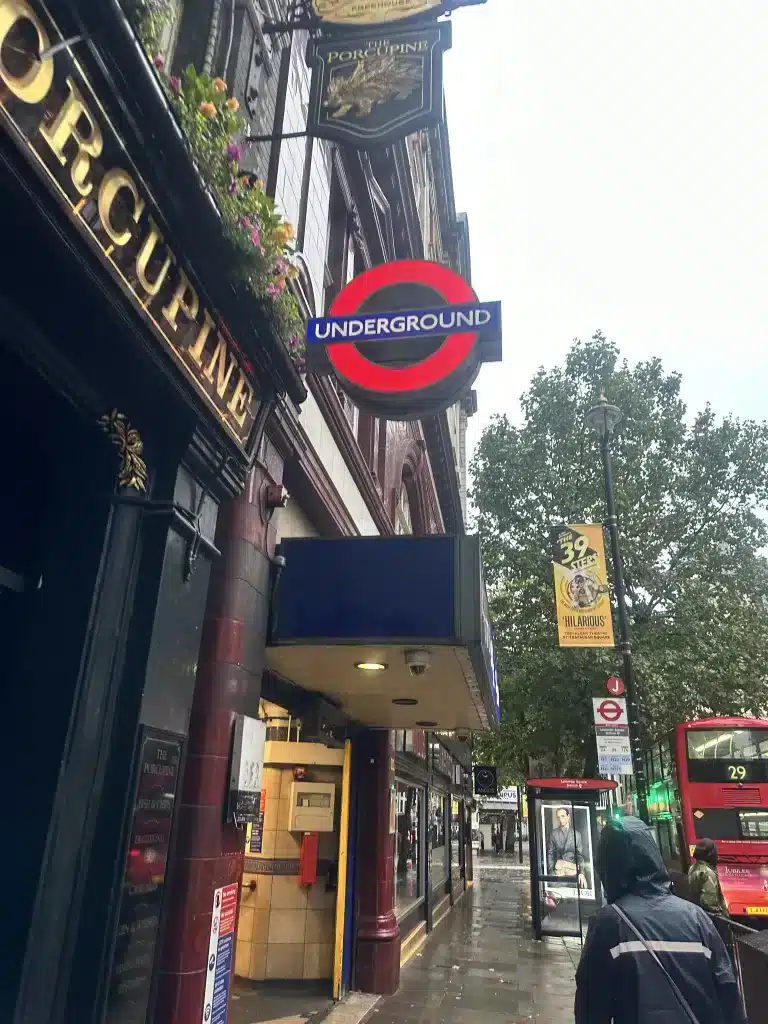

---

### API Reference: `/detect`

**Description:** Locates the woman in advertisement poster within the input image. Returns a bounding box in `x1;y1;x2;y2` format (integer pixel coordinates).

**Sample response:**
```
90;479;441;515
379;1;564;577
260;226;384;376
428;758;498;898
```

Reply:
547;806;588;890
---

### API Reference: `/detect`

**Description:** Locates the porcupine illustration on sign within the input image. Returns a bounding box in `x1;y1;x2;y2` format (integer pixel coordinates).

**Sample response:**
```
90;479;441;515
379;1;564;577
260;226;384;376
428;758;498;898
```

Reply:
324;55;423;118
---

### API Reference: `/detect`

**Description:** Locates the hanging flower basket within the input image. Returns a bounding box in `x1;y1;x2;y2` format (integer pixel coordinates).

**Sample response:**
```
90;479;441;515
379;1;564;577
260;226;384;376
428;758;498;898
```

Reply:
156;61;306;372
121;2;306;372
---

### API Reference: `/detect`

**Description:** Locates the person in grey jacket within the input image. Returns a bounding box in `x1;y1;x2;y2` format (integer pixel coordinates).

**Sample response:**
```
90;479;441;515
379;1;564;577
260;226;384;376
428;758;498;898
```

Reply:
575;816;745;1024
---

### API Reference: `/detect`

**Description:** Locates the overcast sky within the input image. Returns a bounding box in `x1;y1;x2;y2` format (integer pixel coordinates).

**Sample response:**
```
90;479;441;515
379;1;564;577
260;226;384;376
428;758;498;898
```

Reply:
443;1;768;458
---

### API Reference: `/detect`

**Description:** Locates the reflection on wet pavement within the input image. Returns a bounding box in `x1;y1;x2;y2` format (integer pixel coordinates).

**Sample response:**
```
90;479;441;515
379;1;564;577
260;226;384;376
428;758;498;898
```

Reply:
372;858;578;1024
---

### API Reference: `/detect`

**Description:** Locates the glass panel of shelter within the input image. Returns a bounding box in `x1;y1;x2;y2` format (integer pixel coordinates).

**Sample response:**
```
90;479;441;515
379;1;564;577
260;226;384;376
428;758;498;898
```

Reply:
530;793;604;942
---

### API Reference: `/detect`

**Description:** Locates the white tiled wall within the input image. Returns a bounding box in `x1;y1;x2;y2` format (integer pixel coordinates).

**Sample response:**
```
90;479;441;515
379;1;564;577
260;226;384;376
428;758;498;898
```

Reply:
303;140;332;312
299;391;379;537
273;35;332;312
274;500;319;541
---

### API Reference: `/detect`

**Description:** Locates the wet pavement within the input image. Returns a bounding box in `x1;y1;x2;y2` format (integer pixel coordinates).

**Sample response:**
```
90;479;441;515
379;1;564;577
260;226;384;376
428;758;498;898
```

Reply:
371;856;579;1024
228;858;579;1024
229;979;333;1024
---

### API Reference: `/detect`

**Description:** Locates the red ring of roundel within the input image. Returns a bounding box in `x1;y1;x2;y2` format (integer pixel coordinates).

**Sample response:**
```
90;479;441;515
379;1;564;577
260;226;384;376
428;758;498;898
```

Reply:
326;260;479;394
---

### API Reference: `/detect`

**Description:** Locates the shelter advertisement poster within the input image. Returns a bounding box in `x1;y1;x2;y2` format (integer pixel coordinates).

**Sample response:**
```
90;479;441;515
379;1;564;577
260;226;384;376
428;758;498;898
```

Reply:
539;801;595;901
551;523;615;648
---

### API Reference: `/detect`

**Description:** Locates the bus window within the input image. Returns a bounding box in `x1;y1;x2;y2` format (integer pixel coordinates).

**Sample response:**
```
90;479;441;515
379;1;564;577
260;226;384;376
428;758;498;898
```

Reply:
692;808;741;841
687;728;768;761
739;811;768;840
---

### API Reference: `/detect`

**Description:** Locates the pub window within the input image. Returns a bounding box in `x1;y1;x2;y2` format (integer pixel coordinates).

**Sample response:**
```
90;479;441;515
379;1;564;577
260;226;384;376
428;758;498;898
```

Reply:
429;791;448;885
651;745;661;782
395;781;423;917
395;478;413;535
660;739;669;777
450;798;462;872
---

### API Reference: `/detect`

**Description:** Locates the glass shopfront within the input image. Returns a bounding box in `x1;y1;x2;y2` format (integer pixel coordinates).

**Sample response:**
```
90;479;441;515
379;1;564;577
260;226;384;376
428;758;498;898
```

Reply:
429;791;448;886
395;781;423;917
450;798;462;872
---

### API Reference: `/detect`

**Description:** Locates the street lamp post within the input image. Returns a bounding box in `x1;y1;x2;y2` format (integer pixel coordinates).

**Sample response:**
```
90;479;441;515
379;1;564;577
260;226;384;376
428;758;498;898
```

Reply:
584;394;648;822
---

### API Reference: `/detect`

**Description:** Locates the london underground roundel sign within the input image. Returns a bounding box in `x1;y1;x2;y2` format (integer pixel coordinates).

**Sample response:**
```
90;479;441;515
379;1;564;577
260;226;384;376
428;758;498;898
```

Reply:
306;259;502;420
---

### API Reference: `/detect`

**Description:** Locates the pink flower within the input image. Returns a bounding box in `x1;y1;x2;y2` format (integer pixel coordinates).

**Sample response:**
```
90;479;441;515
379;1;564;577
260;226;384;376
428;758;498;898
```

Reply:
154;55;165;70
250;228;262;250
226;142;242;163
168;76;181;94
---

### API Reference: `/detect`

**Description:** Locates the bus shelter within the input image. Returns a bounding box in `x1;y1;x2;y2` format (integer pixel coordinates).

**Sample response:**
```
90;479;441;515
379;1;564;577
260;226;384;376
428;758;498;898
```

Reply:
527;777;618;941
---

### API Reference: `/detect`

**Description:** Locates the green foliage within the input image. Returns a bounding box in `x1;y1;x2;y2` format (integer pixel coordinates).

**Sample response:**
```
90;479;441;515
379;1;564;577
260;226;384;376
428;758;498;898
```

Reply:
472;332;768;778
125;0;175;55
124;9;306;370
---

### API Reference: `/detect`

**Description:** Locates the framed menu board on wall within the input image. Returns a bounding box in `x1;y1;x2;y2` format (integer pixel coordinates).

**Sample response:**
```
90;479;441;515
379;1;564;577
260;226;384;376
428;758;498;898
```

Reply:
104;727;184;1024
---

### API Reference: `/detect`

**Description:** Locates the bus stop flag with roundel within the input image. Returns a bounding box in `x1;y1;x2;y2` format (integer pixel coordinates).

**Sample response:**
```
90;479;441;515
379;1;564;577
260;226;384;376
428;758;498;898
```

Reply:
306;259;502;419
593;697;633;776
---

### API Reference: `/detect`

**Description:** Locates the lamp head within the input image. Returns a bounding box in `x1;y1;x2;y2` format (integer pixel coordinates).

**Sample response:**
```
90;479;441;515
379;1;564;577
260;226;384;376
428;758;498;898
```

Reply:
585;393;623;437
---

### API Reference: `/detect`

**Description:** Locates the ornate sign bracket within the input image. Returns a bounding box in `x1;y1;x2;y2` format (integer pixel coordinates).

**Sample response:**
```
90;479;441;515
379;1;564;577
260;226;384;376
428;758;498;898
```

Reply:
262;0;319;35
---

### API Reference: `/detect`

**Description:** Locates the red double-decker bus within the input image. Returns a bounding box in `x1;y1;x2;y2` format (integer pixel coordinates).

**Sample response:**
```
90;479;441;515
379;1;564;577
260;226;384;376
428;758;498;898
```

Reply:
622;717;768;922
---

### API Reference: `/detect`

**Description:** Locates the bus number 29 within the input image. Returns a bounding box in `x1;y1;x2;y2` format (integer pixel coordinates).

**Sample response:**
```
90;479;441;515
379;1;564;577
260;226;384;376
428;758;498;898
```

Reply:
727;764;747;780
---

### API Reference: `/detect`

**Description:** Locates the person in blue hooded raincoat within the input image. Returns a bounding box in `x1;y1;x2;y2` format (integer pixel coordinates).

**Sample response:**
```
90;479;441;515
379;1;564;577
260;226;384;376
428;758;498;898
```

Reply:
575;816;746;1024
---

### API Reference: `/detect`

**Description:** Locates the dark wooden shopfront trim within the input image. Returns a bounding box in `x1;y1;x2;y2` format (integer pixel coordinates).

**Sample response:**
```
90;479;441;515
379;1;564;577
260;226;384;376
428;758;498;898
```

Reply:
60;0;306;408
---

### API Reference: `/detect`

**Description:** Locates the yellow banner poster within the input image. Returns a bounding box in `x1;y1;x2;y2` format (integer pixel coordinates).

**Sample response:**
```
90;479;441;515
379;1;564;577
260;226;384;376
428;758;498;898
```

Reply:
551;523;615;648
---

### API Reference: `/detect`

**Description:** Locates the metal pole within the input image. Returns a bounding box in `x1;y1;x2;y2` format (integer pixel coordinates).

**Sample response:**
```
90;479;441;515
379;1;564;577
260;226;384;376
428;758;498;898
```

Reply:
599;432;648;822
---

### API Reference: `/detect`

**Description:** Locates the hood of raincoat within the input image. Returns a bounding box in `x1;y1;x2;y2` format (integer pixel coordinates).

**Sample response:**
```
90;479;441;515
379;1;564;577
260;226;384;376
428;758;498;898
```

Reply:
597;815;672;903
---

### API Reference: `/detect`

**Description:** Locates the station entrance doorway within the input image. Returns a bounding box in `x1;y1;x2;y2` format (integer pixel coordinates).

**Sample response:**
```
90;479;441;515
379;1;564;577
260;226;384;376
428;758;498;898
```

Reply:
527;777;617;941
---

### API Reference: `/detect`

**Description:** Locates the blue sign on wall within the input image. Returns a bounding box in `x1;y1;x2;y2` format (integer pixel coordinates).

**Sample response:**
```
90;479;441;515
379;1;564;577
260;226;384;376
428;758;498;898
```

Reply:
307;301;502;347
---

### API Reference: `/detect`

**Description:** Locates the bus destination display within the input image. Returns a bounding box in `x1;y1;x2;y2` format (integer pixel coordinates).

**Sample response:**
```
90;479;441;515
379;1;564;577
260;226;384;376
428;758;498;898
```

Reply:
686;759;768;784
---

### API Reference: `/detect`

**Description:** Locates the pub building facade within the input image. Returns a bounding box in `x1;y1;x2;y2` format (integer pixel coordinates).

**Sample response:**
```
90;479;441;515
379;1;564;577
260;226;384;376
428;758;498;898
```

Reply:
0;1;498;1023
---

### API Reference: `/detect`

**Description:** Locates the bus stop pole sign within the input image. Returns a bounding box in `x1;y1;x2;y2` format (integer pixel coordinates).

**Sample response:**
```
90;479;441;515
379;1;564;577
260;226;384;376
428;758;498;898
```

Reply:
592;698;633;775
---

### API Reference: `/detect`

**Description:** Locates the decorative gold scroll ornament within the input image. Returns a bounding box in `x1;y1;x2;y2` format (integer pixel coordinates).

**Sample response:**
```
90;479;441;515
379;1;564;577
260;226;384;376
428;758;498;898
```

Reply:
99;410;148;492
313;0;441;24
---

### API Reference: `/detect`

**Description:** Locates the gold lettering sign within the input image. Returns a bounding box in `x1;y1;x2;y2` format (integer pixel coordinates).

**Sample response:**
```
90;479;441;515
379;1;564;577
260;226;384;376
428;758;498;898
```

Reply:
313;0;441;25
0;0;258;447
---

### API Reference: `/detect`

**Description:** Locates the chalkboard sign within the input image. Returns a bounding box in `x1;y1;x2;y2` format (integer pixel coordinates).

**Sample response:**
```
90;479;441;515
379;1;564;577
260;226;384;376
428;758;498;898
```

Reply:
104;728;183;1024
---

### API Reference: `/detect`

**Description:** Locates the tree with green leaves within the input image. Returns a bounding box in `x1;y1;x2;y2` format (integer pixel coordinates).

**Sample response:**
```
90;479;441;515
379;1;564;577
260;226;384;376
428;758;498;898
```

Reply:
472;332;768;781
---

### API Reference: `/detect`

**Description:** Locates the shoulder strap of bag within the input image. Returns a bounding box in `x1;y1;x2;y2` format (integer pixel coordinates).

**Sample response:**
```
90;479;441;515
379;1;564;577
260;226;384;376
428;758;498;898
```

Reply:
612;904;702;1024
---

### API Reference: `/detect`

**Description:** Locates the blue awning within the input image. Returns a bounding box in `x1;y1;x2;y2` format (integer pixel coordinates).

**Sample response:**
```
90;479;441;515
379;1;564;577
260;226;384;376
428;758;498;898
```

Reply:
267;535;500;731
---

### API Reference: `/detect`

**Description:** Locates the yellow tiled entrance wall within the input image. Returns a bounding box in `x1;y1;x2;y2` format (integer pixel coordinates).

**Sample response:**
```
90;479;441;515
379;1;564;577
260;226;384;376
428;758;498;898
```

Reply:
236;743;344;982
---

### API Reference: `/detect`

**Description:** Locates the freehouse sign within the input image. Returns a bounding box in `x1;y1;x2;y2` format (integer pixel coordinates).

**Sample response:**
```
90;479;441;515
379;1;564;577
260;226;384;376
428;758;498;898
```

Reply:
311;0;486;25
0;0;258;448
